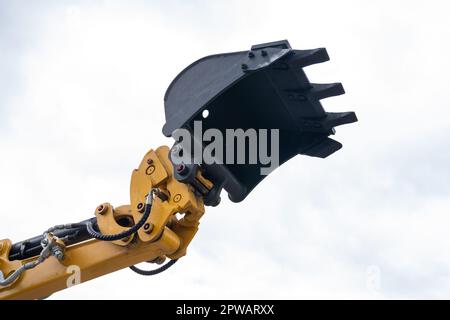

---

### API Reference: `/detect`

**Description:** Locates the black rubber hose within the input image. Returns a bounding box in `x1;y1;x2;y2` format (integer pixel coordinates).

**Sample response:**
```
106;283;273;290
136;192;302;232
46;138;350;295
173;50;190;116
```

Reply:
85;202;152;241
129;259;178;276
9;220;93;261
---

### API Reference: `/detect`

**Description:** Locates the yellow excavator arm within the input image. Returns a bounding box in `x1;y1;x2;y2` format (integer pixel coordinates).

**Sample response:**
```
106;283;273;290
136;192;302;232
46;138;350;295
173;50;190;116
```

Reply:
0;40;357;299
0;146;209;299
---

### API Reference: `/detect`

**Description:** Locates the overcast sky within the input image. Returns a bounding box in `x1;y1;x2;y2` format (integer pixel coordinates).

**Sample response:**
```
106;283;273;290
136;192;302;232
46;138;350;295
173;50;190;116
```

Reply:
1;0;450;299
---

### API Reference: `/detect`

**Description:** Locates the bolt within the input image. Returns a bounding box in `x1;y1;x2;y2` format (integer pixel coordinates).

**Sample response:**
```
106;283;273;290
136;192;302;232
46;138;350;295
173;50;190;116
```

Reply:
143;223;153;234
261;50;268;57
241;63;248;70
51;247;64;261
248;51;255;58
173;194;182;203
137;202;144;213
146;158;153;165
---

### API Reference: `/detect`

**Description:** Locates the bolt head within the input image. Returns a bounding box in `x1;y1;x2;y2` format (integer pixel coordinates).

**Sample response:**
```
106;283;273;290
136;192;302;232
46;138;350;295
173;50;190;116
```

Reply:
261;50;268;57
241;63;248;70
52;247;64;260
146;158;153;165
143;223;154;234
173;194;182;203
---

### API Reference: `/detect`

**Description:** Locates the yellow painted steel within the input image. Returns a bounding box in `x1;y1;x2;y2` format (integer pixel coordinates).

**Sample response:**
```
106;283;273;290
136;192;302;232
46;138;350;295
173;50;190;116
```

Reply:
0;145;210;300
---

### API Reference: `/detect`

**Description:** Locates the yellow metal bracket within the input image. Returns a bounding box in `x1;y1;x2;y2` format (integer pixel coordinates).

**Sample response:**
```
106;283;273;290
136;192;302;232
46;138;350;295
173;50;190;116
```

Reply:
129;146;206;259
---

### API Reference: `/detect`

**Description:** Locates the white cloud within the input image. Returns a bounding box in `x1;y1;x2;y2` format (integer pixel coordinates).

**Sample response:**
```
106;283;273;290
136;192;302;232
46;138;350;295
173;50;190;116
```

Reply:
1;0;450;299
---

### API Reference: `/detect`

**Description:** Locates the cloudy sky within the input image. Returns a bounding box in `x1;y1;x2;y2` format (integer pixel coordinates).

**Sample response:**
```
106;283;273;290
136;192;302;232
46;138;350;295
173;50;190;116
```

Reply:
1;0;450;299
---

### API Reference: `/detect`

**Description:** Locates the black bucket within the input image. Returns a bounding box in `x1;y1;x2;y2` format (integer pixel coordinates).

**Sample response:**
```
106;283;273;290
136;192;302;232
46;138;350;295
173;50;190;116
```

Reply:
163;40;357;203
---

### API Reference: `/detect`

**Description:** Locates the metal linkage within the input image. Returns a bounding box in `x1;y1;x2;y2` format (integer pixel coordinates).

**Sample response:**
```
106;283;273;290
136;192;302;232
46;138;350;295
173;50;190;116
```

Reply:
0;230;67;287
9;221;92;261
85;188;155;241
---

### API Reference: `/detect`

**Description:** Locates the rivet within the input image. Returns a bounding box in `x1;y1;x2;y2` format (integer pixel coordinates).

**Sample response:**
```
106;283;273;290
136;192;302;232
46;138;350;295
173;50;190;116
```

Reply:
241;63;248;70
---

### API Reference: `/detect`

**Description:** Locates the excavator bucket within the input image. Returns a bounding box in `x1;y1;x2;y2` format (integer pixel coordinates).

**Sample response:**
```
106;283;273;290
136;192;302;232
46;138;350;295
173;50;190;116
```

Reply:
163;40;357;203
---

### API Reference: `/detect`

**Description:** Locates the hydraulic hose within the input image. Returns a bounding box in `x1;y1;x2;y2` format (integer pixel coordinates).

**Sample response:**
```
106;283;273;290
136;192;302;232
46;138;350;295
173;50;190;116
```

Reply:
129;259;178;276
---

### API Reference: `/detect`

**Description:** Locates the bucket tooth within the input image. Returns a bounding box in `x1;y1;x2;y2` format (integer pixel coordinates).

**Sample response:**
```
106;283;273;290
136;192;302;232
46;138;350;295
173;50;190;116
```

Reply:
290;48;329;68
323;112;358;129
301;137;342;158
310;83;345;100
